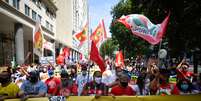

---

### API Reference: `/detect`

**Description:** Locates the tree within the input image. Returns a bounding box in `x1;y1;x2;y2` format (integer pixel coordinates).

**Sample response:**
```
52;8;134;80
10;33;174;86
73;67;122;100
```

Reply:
99;39;118;59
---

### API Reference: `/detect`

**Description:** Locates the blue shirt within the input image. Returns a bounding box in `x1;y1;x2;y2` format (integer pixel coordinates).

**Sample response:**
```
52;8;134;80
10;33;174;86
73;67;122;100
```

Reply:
21;80;47;95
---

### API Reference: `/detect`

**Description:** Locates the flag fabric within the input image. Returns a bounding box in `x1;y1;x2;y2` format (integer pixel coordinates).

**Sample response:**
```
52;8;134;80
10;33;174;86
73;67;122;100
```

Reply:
43;39;54;52
33;21;44;57
115;51;124;67
90;41;106;73
90;19;107;47
117;13;170;45
74;22;88;46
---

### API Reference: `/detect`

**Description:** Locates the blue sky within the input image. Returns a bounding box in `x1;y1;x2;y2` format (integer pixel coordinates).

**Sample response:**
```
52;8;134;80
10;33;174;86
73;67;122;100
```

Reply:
89;0;119;37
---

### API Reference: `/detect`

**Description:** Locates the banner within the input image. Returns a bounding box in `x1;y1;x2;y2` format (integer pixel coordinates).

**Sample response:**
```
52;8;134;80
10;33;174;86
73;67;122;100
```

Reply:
4;94;201;101
43;39;54;52
118;13;170;45
90;19;107;48
39;56;54;65
33;21;44;57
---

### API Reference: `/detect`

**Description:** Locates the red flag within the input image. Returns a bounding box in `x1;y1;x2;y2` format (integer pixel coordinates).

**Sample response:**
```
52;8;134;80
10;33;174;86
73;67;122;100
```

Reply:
117;13;170;45
33;21;43;56
115;51;124;67
63;47;70;57
74;22;88;46
90;41;105;73
90;19;107;46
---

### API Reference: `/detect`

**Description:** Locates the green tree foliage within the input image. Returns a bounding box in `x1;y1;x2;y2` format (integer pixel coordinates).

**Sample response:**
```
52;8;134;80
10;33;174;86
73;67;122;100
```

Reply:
99;39;118;58
110;0;150;58
110;0;201;58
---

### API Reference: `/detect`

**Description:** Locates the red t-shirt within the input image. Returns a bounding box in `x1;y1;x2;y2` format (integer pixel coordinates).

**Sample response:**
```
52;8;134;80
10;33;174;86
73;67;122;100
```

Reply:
176;69;193;81
111;85;136;96
45;77;61;95
157;83;180;95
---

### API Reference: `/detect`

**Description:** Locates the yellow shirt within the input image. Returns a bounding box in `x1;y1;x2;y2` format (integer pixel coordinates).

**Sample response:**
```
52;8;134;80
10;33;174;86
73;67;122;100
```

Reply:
0;82;20;97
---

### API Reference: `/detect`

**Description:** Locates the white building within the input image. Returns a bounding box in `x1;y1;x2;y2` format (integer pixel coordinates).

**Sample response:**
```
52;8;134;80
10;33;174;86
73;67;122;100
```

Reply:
0;0;57;65
55;0;88;62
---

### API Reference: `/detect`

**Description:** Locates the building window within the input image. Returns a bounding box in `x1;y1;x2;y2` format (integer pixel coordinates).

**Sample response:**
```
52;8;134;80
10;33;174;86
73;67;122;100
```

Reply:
32;10;37;21
13;0;20;10
46;21;49;29
24;4;30;16
38;15;42;22
50;24;53;31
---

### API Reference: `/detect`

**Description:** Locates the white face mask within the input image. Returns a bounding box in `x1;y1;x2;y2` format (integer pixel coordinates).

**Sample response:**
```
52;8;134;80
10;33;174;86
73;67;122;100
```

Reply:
95;77;102;84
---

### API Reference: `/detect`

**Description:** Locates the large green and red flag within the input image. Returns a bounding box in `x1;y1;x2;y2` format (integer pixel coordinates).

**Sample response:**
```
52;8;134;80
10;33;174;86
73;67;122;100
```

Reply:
90;19;107;47
117;13;170;45
74;22;88;46
90;41;106;73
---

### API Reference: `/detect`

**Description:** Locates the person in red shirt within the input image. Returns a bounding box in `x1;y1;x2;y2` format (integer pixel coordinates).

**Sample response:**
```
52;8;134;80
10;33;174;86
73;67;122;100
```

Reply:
58;69;77;96
110;73;136;96
45;70;61;96
176;59;194;82
156;69;180;95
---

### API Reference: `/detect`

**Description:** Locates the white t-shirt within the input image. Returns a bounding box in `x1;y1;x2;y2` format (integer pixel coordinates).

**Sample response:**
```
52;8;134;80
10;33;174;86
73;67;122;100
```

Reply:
76;74;92;96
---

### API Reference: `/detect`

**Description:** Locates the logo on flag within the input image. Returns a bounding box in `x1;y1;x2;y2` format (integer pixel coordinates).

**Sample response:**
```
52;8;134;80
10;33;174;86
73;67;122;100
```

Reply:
74;22;88;46
117;13;170;45
90;19;107;48
33;21;44;57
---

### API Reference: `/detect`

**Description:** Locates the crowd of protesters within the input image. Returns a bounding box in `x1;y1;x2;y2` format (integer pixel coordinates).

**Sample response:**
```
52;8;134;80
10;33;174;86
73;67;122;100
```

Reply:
0;56;201;101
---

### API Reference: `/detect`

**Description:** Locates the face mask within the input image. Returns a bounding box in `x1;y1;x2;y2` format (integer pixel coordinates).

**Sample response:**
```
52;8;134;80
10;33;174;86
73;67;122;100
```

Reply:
0;75;10;84
29;76;38;83
95;77;102;84
82;71;87;76
120;82;128;87
61;78;68;87
181;84;189;91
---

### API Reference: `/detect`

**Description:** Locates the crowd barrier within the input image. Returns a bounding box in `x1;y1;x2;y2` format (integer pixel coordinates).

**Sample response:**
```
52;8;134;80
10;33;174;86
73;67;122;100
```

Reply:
4;94;201;101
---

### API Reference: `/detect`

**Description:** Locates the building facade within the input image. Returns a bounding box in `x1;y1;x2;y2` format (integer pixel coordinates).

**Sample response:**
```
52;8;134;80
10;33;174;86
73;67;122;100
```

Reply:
0;0;57;66
55;0;88;63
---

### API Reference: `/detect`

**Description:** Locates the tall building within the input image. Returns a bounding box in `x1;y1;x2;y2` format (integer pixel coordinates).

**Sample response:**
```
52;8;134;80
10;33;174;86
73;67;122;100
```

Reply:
0;0;57;65
55;0;88;62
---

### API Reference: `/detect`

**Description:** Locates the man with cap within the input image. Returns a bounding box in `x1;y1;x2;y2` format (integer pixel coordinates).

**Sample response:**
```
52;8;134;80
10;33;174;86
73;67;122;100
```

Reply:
19;70;47;100
0;66;20;100
76;64;92;96
45;69;61;96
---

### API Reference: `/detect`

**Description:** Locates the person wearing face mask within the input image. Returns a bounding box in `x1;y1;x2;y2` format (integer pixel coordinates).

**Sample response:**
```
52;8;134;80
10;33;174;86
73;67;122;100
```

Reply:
177;80;192;95
110;73;136;96
45;70;61;96
155;69;180;95
82;71;107;96
76;64;92;96
19;70;47;101
58;69;77;96
0;66;20;100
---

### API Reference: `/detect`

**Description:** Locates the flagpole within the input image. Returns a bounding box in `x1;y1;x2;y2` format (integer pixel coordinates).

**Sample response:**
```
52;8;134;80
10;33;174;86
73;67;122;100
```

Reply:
157;39;163;67
87;0;90;83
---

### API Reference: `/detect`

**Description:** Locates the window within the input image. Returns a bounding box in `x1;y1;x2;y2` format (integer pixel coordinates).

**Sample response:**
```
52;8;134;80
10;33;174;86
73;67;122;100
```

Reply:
32;0;37;4
46;21;49;29
50;24;53;31
38;15;42;22
13;0;20;10
24;4;30;16
32;10;37;21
